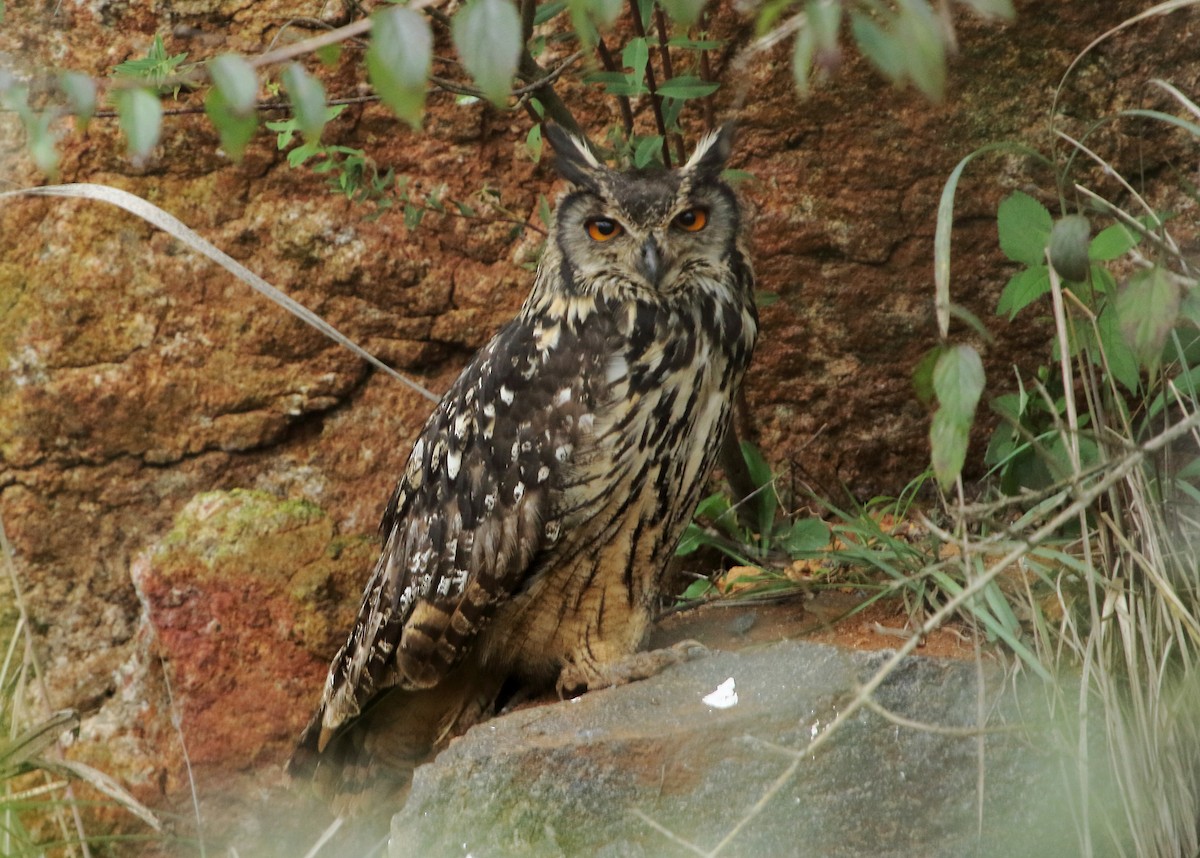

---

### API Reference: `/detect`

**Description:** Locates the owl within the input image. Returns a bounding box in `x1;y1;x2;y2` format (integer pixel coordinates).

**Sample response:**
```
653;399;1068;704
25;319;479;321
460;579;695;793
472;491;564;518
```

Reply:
288;123;757;808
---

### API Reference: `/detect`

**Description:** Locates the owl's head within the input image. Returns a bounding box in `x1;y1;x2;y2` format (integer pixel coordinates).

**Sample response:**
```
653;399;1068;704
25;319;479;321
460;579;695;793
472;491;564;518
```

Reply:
543;124;742;296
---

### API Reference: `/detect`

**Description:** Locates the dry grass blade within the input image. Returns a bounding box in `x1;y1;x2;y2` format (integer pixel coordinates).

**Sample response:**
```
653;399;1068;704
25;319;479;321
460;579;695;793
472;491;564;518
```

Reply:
0;184;439;403
0;711;78;776
40;759;162;833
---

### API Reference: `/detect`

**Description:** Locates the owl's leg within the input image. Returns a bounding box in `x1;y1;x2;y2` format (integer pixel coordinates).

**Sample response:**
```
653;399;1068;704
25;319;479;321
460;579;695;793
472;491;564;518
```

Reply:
556;639;709;698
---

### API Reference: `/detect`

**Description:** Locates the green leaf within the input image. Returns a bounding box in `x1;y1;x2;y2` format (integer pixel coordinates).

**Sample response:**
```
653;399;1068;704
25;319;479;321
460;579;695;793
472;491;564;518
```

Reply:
1149;365;1200;421
694;491;733;522
792;24;816;95
660;0;705;26
1117;266;1181;371
912;344;944;406
850;10;903;81
656;76;719;100
622;37;649;80
1047;214;1090;282
1095;300;1140;392
586;71;645;97
988;391;1024;425
113;87;162;160
930;408;969;490
1089;222;1139;261
996;264;1050;319
537;193;552;229
676;522;715;556
635;0;655;29
208;54;257;115
997;190;1052;265
316;43;342;66
667;36;724;50
368;7;432;128
25;110;59;176
780;517;829;555
282;63;329;141
1181;282;1200;328
525;123;543;162
895;0;945;101
204;86;257;161
678;576;716;599
453;0;522;108
591;0;624;27
633;135;663;168
285;139;322;167
534;0;567;24
959;0;1014;18
740;442;778;544
59;71;97;129
933;344;985;424
930;344;984;489
756;0;792;35
808;0;842;65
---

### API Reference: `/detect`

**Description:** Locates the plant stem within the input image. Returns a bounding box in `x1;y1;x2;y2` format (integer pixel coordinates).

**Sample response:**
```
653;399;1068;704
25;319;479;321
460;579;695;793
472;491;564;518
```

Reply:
652;6;686;163
596;37;635;138
628;0;671;167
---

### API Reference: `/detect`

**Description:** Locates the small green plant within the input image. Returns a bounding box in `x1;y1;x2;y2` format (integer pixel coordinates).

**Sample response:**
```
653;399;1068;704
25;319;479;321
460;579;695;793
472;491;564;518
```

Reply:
111;34;197;96
927;24;1200;853
675;442;830;600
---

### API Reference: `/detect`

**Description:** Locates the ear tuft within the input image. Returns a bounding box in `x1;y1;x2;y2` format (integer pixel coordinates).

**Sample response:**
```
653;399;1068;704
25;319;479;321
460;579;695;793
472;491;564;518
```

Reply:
683;122;737;177
543;123;606;193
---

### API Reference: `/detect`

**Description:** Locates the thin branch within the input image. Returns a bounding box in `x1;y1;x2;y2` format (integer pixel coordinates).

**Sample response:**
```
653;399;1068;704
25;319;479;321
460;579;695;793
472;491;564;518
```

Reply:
630;809;710;856
628;0;671;166
696;9;717;130
860;694;1019;737
652;6;686;163
517;49;583;135
597;37;635;138
247;17;373;70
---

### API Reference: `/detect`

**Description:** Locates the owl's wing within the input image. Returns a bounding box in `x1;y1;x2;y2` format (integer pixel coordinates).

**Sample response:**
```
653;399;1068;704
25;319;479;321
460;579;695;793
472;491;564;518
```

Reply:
298;313;602;754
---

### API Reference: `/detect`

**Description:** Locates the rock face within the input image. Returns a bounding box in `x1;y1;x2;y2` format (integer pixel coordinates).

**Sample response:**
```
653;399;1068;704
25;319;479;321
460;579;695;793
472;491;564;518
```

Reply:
118;490;369;850
389;641;1095;858
0;0;1196;848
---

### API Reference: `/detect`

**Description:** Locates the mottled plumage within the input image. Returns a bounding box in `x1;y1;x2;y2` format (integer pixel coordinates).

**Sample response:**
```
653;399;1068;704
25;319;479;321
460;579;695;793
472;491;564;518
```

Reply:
289;123;757;807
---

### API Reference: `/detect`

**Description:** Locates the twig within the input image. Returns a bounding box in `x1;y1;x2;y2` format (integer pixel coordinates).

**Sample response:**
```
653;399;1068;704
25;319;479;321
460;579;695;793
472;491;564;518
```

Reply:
696;9;717;130
628;0;671;166
596;38;635;138
652;6;686;163
630;808;709;856
159;658;205;857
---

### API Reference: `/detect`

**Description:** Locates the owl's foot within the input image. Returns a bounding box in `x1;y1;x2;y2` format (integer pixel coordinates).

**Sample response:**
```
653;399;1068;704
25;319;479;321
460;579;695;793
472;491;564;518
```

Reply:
556;639;709;698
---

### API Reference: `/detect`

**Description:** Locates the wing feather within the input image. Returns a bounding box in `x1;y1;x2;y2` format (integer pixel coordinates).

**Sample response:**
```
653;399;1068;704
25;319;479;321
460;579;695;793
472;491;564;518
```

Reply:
299;312;603;751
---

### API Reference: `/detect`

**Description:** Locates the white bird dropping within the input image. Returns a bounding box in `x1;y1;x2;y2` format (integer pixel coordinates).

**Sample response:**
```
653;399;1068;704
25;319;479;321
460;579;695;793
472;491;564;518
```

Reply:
703;677;738;709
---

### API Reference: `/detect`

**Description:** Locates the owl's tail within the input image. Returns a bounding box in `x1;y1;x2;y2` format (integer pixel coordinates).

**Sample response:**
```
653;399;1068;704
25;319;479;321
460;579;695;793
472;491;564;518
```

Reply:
286;657;504;817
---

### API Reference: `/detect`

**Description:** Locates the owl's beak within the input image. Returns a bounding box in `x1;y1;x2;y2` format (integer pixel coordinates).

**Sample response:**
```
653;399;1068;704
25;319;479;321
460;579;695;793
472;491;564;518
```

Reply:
638;236;665;286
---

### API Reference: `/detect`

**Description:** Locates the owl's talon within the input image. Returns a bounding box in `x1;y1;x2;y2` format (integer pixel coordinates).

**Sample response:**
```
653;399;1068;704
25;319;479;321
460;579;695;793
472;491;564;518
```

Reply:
669;639;710;662
556;639;712;699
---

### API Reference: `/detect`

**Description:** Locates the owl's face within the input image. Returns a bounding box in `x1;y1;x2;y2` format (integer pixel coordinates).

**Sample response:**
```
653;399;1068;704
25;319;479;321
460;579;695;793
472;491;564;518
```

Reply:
544;126;742;298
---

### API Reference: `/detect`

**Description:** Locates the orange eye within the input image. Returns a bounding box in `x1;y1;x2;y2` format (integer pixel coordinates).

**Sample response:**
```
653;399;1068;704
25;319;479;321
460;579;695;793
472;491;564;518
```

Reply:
586;218;623;242
674;207;708;232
